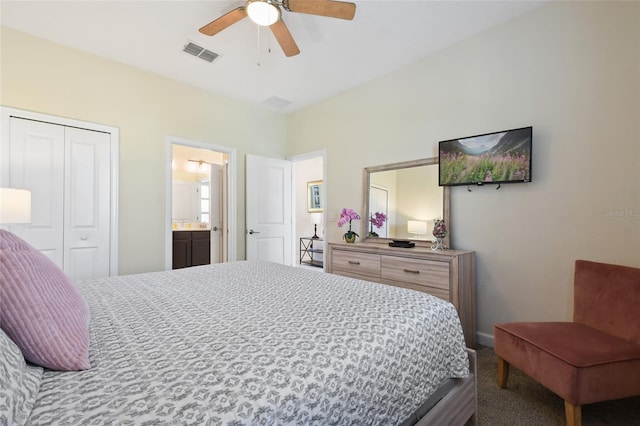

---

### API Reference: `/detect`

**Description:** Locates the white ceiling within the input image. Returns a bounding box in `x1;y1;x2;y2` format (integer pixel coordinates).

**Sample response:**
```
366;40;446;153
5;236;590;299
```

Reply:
1;0;546;114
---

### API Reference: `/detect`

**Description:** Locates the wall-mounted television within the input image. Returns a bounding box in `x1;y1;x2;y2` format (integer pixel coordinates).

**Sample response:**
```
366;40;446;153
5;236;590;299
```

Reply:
439;126;532;187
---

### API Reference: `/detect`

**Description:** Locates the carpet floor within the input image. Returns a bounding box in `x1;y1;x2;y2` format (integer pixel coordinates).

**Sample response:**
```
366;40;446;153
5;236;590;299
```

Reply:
476;346;640;425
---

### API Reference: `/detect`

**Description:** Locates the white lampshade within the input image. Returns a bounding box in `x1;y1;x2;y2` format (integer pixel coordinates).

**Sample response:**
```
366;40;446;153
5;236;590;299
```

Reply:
246;0;280;26
407;220;427;235
310;212;322;225
0;188;32;224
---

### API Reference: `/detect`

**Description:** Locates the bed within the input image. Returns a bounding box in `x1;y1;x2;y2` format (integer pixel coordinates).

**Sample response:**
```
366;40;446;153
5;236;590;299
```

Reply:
1;230;476;425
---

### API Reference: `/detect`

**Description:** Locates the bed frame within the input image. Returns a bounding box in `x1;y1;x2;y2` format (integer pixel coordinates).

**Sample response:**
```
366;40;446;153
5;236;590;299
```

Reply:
416;348;478;426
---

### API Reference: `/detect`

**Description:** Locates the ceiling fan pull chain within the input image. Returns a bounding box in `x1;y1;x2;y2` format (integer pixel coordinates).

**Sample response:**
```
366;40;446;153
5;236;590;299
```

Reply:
263;24;272;55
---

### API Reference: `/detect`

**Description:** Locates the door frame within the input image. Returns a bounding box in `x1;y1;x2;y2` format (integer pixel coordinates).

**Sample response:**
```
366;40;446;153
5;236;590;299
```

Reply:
289;149;326;268
165;136;237;269
0;106;120;276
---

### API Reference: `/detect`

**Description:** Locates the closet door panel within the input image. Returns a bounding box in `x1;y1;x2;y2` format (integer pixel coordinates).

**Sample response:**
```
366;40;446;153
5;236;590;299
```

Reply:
64;127;111;280
8;118;65;266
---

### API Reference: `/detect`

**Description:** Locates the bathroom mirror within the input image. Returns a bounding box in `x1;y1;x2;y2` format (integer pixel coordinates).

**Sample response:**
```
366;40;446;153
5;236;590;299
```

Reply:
362;157;450;248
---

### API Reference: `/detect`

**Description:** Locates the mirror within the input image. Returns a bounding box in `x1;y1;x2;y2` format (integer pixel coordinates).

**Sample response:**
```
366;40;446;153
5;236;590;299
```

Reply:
362;157;450;248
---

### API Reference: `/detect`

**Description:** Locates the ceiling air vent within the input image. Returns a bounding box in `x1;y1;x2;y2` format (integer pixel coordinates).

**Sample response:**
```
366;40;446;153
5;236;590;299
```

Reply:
183;42;218;63
262;96;292;109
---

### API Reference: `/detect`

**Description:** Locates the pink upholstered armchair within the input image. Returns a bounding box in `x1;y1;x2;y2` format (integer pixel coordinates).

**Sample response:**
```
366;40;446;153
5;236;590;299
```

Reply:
494;260;640;426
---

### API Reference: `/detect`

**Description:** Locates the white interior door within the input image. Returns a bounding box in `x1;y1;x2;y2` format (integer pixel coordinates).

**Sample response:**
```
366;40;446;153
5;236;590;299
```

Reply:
7;118;65;265
64;127;111;280
246;154;292;264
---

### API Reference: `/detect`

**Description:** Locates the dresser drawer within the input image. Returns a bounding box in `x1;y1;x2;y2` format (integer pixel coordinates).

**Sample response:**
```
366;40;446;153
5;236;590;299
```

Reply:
381;255;450;291
331;251;381;278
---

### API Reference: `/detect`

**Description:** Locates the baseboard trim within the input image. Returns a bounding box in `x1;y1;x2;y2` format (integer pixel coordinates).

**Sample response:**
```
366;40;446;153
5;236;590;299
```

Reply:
477;331;494;348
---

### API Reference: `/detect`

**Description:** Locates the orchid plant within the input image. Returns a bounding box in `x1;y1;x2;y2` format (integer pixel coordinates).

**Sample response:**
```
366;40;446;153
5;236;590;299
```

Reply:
337;208;361;242
368;211;387;237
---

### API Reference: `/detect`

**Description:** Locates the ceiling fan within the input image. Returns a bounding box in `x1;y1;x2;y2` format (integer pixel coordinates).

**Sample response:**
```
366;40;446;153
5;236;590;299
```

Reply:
199;0;356;57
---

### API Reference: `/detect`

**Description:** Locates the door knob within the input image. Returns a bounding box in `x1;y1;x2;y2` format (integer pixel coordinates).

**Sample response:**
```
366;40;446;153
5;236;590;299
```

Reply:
212;226;218;231
248;229;260;235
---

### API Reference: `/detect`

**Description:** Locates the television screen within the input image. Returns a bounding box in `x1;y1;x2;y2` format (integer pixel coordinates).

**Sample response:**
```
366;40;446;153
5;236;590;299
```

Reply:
439;126;532;186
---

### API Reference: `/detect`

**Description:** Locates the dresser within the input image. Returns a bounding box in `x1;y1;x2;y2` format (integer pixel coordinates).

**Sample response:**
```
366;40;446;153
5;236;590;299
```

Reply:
327;242;476;348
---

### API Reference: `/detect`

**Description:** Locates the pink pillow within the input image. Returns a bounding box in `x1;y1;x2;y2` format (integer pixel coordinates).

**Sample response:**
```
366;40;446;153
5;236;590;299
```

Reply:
0;230;90;370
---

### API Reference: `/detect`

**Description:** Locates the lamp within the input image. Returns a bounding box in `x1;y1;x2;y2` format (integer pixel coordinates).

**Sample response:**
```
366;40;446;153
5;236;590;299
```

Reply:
0;188;32;224
310;212;322;239
246;0;281;26
187;160;210;173
407;220;427;239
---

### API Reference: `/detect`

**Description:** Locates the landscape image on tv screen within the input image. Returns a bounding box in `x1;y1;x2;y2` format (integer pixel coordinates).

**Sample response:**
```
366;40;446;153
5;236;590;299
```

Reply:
439;126;532;186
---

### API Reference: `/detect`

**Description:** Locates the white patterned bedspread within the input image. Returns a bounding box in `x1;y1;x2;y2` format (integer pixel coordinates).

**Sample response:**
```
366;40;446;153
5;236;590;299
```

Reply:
27;261;469;425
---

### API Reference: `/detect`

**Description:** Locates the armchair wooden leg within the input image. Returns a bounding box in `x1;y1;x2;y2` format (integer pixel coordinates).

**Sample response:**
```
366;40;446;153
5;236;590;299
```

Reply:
497;357;509;388
564;401;581;426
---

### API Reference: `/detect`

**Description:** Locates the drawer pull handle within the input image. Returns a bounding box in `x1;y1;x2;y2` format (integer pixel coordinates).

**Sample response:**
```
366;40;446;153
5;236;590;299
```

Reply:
348;261;361;265
404;269;420;274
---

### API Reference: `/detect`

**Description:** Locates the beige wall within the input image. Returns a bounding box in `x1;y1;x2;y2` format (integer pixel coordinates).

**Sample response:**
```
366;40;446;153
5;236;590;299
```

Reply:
287;1;640;344
1;26;288;274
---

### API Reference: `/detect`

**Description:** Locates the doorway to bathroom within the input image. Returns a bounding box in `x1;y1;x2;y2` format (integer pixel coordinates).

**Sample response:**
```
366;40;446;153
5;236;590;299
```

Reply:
165;137;237;270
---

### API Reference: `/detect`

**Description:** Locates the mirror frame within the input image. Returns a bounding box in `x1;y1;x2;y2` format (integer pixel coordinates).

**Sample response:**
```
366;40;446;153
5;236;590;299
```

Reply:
362;157;451;249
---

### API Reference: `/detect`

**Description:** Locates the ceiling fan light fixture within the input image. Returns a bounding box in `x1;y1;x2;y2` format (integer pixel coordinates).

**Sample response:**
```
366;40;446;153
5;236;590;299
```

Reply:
246;0;281;26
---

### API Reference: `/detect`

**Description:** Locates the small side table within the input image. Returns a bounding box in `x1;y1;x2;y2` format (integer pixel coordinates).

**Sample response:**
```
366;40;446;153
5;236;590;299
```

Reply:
300;237;323;268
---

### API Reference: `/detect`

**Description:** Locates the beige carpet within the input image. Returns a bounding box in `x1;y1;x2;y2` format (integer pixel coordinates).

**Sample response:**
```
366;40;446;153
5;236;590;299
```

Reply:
476;346;640;425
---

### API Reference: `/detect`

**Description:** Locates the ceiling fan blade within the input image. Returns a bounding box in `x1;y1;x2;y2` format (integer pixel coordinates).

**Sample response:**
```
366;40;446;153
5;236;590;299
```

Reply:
284;0;356;20
270;19;300;57
199;7;247;36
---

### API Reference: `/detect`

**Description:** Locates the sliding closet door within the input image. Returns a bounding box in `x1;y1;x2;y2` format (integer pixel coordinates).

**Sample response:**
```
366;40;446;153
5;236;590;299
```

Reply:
64;127;111;280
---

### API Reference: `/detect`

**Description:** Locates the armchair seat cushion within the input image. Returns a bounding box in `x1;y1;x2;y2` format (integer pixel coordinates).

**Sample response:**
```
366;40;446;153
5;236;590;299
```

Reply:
495;321;640;405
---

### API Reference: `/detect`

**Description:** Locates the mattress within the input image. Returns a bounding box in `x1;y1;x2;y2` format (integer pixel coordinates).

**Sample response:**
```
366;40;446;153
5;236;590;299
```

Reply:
27;261;469;425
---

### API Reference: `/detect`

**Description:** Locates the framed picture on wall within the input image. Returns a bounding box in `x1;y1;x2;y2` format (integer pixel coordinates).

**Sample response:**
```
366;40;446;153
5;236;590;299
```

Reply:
307;180;323;212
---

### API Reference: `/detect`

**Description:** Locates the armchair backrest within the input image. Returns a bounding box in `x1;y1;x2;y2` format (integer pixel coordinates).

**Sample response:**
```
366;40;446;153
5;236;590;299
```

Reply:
573;260;640;345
